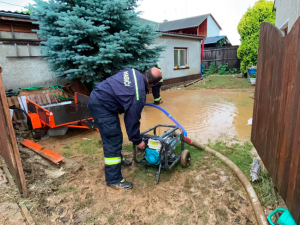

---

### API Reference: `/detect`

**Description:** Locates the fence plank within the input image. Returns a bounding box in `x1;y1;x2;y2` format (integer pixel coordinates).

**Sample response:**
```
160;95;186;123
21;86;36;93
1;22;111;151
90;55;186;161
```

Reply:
203;46;240;70
252;19;300;223
0;67;28;197
285;38;300;213
276;21;300;201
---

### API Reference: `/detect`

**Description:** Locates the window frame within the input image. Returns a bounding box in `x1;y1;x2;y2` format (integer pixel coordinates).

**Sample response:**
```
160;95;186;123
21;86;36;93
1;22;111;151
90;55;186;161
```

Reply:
174;47;189;69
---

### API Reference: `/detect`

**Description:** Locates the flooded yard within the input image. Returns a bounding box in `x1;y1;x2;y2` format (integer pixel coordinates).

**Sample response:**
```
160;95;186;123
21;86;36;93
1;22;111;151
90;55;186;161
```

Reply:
16;87;263;225
142;89;254;142
0;80;269;225
39;88;255;156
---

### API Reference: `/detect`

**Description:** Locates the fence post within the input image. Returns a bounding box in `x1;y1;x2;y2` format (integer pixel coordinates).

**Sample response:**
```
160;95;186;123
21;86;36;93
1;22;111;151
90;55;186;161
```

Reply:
0;67;28;197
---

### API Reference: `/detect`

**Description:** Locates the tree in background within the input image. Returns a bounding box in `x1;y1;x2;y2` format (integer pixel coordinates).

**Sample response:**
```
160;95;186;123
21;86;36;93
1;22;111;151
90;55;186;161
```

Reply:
237;0;275;74
16;4;34;14
32;0;164;83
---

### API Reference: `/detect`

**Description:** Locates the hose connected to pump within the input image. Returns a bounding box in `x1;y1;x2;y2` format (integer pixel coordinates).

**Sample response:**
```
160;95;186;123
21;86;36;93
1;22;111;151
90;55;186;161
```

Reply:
145;104;268;225
145;103;187;136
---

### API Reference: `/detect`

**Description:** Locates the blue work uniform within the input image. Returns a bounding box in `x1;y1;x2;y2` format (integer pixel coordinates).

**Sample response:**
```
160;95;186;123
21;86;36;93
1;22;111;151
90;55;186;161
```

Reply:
88;68;147;184
152;65;163;102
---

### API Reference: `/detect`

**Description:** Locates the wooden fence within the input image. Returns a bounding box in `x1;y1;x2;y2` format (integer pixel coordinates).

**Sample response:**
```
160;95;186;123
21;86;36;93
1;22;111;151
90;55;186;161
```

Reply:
0;67;28;197
202;46;240;70
252;19;300;224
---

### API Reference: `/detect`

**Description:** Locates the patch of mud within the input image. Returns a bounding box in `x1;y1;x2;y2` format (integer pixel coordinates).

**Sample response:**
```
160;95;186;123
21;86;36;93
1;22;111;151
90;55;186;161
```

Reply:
0;157;27;225
19;148;82;212
30;151;257;225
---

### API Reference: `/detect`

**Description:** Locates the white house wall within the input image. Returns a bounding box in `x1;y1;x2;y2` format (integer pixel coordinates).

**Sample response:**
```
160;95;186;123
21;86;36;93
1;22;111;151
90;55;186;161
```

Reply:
1;32;201;90
0;32;65;90
207;16;221;37
275;0;300;32
154;36;201;80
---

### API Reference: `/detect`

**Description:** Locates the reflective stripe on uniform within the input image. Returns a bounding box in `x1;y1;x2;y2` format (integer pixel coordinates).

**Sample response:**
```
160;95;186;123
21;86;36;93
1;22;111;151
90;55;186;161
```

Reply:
132;69;139;101
154;97;161;101
105;157;121;165
157;65;163;82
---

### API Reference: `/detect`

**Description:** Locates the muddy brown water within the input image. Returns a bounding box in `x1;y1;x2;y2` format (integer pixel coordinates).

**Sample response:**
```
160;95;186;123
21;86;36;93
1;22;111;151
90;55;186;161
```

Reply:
39;89;254;155
139;89;254;142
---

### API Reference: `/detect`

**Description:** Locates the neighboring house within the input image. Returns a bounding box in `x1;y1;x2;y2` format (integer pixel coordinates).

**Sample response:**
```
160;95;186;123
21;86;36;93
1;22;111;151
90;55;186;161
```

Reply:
157;14;221;37
154;32;203;84
204;36;231;48
0;11;204;90
0;11;63;90
139;18;204;83
274;0;300;34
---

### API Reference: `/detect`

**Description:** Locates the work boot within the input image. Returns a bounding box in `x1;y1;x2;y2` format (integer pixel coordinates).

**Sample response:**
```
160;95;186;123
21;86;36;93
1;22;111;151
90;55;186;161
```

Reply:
121;158;132;167
154;99;163;105
121;155;132;167
107;179;133;190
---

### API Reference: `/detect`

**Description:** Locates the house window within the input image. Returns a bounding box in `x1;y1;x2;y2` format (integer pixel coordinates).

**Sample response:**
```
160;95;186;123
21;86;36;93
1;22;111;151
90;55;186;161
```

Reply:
174;48;188;68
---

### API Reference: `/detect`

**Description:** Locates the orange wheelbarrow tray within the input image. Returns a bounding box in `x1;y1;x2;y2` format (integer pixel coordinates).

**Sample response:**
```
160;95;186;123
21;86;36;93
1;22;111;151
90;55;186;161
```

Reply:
26;92;96;130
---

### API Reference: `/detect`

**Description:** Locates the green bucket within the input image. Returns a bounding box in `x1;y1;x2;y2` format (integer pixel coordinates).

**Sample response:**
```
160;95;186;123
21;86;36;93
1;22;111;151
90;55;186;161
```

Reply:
268;208;297;225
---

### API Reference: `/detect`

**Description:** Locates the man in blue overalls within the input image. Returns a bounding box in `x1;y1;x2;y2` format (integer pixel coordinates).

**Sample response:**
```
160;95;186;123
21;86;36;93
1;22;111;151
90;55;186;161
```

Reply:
88;68;162;190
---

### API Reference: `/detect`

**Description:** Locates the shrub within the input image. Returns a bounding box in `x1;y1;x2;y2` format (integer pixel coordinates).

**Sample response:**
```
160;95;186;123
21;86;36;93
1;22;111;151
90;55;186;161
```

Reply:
237;0;276;74
204;62;218;76
218;63;229;75
229;68;241;74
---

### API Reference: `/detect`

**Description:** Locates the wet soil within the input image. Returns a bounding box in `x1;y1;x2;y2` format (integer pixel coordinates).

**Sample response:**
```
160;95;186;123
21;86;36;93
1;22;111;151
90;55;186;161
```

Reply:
30;150;257;225
14;88;257;224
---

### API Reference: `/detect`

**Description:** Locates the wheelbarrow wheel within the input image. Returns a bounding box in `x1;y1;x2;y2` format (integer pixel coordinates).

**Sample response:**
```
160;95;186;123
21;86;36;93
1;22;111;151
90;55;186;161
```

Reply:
181;149;191;168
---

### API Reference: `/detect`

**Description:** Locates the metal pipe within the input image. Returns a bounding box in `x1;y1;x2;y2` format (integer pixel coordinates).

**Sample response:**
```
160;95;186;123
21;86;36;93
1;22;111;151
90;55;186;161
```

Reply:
178;133;268;225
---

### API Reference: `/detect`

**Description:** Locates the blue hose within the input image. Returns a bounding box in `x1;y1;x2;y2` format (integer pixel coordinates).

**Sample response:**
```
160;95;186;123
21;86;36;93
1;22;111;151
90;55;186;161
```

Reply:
145;103;188;137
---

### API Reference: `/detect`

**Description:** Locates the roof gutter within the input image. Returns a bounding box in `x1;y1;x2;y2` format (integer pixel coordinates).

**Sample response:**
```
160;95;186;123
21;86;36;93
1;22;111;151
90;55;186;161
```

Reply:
160;33;204;40
0;11;31;19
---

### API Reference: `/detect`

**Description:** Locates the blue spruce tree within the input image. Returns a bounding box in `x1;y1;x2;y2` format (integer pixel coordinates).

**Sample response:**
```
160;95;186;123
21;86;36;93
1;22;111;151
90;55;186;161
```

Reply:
32;0;164;83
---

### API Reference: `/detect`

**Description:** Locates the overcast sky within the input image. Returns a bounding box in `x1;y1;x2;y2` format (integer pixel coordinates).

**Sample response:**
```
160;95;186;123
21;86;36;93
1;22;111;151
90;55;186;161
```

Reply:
0;0;265;45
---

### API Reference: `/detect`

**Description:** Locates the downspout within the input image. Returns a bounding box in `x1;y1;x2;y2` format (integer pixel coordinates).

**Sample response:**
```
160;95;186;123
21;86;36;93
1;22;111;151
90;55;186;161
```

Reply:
201;39;205;74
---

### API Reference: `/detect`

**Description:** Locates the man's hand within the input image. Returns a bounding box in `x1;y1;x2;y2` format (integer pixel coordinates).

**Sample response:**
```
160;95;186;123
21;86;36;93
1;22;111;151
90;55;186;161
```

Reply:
137;141;146;150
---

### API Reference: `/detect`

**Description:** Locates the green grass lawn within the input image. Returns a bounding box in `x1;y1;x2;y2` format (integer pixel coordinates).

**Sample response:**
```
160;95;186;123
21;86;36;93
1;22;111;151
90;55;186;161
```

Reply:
186;75;253;90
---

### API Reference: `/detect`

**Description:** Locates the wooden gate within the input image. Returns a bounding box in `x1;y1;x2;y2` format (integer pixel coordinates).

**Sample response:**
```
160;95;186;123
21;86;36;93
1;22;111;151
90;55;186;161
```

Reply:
202;46;240;70
0;67;28;197
252;19;300;224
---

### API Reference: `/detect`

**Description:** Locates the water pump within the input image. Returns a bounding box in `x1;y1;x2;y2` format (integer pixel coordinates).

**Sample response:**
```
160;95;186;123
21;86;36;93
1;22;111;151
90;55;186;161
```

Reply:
133;125;191;183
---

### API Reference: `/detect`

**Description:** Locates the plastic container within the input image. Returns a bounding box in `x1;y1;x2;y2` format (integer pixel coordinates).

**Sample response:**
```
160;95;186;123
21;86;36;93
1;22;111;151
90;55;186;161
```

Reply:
248;68;257;74
250;78;256;86
268;208;297;225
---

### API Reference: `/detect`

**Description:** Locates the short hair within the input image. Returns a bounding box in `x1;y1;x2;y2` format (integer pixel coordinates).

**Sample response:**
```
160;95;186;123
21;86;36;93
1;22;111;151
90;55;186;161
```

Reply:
145;68;161;85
